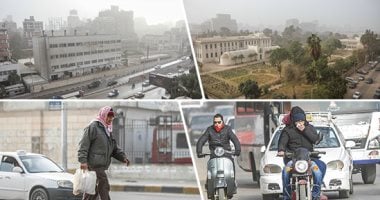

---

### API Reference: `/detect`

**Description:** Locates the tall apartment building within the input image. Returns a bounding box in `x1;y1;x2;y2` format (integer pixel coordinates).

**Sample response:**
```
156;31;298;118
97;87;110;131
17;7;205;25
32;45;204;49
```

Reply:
0;29;11;61
23;16;43;48
193;33;277;65
32;33;122;80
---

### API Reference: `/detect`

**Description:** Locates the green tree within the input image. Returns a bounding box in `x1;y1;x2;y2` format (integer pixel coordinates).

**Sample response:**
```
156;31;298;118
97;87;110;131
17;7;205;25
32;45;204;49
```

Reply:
238;80;261;99
232;56;238;65
8;72;21;85
269;48;289;78
178;73;202;99
238;54;245;64
360;29;378;61
322;37;342;58
288;41;305;65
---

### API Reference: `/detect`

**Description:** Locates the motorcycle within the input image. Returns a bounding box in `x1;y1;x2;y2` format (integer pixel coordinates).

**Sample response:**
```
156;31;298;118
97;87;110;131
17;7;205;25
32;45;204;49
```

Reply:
199;146;237;200
284;148;326;200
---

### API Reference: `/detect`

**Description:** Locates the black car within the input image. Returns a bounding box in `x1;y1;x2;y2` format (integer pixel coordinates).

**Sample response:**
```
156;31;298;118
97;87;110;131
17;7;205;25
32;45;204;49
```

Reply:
107;80;118;86
87;80;101;89
365;78;373;84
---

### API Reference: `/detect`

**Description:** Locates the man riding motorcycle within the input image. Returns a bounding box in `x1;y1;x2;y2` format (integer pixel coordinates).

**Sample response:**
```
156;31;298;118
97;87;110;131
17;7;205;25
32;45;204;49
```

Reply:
196;113;241;198
277;106;326;200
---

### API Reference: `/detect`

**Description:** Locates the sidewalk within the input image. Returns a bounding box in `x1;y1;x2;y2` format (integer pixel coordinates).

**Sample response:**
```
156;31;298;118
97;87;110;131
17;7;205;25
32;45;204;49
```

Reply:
109;178;200;194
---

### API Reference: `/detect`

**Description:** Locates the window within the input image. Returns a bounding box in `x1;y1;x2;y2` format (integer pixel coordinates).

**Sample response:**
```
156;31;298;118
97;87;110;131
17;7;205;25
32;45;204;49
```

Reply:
211;53;213;58
68;43;75;47
51;65;59;69
84;51;90;55
77;62;83;66
176;133;189;149
76;52;83;56
98;59;103;62
59;43;66;47
60;54;67;58
60;64;68;68
84;61;91;64
206;53;208;58
215;53;218;57
0;156;19;172
76;42;83;46
68;53;75;57
214;44;217;48
92;60;97;63
205;44;208;49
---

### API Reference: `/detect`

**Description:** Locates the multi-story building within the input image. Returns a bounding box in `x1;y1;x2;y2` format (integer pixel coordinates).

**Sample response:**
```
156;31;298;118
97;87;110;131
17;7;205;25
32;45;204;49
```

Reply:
193;33;277;65
32;33;122;80
0;61;20;83
340;37;364;50
0;19;17;33
23;16;43;48
0;29;11;61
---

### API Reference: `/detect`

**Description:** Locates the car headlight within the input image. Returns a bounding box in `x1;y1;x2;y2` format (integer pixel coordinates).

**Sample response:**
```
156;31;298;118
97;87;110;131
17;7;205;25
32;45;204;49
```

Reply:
327;160;344;171
294;160;308;173
214;147;225;157
57;180;73;188
263;164;282;173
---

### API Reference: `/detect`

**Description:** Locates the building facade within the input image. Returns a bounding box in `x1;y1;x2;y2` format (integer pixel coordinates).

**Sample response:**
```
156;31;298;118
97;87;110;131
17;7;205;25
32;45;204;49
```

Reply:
340;37;364;50
23;16;43;48
0;62;20;83
193;33;276;65
0;29;11;61
32;33;122;80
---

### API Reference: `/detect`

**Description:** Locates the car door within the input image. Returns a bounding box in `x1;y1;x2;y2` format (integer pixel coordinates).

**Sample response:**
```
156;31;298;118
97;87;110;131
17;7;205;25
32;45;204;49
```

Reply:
0;155;25;199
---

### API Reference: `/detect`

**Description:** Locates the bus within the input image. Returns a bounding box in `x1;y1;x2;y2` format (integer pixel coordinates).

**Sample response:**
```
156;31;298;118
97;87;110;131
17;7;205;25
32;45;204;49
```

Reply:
234;102;286;183
151;120;191;164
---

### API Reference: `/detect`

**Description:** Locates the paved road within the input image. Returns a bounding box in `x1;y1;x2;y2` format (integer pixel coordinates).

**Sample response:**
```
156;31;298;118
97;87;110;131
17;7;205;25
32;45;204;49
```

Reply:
110;191;201;200
344;63;379;99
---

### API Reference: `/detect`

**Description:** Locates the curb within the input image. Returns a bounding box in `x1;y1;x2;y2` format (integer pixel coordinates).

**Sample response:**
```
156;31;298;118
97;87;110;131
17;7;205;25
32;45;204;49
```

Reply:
110;184;200;195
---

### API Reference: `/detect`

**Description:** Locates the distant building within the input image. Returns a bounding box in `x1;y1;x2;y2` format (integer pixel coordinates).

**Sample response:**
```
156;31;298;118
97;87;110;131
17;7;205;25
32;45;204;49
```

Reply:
285;18;299;28
0;61;21;83
0;19;17;33
67;9;83;31
340;37;364;50
0;29;11;61
23;16;43;48
32;33;122;80
211;14;238;33
47;17;66;31
194;33;278;65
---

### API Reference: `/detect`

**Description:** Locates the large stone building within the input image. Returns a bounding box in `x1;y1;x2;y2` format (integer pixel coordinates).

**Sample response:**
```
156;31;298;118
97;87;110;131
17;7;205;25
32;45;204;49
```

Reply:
0;29;11;61
193;33;278;65
340;37;364;50
23;16;43;48
32;33;122;80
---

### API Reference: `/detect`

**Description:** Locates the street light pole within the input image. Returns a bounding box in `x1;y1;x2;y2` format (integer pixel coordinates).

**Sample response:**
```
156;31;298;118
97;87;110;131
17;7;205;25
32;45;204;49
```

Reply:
61;101;67;170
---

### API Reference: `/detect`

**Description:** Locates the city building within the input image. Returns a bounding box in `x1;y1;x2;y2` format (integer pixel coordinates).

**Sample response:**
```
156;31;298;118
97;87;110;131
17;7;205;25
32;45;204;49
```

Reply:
0;61;20;83
67;10;83;31
211;14;238;33
23;16;43;48
193;33;278;65
32;33;122;80
0;29;11;61
285;18;299;28
340;37;364;50
0;15;18;33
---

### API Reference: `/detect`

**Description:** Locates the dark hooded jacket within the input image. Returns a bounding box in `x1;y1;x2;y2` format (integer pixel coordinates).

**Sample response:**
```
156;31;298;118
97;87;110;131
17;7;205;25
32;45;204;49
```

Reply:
196;124;241;159
278;106;319;153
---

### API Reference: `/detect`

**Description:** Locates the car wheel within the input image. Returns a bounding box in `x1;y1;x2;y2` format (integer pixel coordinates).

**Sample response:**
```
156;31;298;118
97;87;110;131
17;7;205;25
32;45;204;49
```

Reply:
361;164;376;184
30;188;49;200
339;190;349;198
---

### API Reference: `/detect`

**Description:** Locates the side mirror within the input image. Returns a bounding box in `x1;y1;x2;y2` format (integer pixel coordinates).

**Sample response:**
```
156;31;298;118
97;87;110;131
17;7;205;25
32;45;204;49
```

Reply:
345;141;356;149
12;166;23;173
260;145;266;153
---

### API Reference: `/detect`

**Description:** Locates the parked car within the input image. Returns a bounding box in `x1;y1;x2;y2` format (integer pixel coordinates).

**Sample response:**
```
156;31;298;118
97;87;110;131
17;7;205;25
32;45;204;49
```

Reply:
107;89;119;97
142;80;150;87
345;77;358;84
87;80;101;89
154;65;161;70
352;91;361;99
358;76;365;81
347;82;357;89
107;80;118;86
134;91;145;98
0;150;80;200
357;69;368;75
259;112;354;199
365;78;373;84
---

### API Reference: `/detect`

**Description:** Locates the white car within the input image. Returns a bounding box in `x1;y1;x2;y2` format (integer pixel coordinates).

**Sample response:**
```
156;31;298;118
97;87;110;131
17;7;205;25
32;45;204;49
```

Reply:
260;112;354;200
0;150;80;200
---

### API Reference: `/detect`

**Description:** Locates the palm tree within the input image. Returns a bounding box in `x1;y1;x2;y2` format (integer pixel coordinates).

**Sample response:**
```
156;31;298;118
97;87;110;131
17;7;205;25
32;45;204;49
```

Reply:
360;29;377;62
307;34;322;83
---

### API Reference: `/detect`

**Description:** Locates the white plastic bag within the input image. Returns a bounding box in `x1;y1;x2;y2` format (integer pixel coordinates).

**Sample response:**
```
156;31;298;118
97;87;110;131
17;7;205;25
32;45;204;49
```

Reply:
72;169;83;195
82;170;97;195
72;169;97;195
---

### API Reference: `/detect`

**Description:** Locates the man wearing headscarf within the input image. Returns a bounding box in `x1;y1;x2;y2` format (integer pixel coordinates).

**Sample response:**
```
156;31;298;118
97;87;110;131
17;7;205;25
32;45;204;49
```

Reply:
78;106;130;200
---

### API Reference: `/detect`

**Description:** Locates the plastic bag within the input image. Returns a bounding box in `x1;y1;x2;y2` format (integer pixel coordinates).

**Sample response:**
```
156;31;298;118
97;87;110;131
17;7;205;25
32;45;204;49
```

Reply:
82;170;97;195
72;169;97;195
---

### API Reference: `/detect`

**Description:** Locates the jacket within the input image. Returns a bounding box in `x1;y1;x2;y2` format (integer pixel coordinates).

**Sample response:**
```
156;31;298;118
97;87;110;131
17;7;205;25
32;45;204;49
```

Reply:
278;106;319;153
78;121;126;170
196;125;241;158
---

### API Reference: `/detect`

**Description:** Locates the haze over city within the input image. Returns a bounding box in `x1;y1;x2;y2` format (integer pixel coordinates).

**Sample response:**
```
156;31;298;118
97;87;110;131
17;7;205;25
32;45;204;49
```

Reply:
184;0;380;33
1;0;185;27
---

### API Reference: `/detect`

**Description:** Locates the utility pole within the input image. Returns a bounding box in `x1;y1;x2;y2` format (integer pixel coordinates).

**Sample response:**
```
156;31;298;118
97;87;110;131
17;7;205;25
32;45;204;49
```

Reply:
61;101;67;170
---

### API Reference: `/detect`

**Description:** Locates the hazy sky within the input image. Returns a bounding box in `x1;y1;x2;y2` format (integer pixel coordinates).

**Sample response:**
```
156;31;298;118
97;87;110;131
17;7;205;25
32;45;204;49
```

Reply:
0;0;186;27
184;0;380;31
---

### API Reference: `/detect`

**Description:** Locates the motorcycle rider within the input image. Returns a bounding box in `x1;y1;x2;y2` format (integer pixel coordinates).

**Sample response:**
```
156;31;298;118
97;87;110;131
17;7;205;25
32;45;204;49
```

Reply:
277;106;326;200
196;113;241;196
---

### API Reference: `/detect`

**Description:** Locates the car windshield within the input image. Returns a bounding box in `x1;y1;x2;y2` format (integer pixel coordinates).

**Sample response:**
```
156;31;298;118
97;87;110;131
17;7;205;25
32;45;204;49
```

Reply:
269;126;340;151
20;155;63;173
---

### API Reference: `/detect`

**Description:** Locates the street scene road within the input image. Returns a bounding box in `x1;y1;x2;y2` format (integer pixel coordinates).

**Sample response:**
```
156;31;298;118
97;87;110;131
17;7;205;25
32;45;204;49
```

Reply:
345;62;379;99
110;191;201;200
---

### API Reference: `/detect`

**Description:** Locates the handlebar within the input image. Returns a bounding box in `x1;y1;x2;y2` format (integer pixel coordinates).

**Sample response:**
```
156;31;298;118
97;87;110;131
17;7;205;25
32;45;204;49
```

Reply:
277;151;326;158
